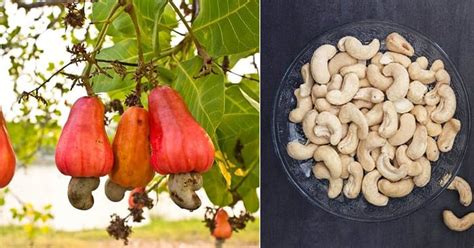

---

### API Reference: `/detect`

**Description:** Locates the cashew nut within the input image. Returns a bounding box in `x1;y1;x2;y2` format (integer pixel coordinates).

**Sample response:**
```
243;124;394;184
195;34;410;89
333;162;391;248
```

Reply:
430;59;444;72
379;101;398;138
299;63;314;97
68;177;100;210
435;69;451;85
287;141;318;160
339;36;380;60
383;63;410;101
437;118;461;152
425;136;440;162
407;81;428;105
311;44;337;84
424;82;441;106
411;105;428;125
327;74;343;91
376;152;408;181
393;98;414;113
337;123;359;155
364;103;383;126
378;178;415;198
443;210;474;232
168;172;203;211
413;156;431;187
289;89;312;123
314;98;340;116
313;162;343;199
370;52;383;69
312;84;328;100
367;64;393;91
105;179;128;202
415;56;429;69
431;84;456;124
328;52;358;75
388;113;416;146
313;145;342;178
385;32;414;56
447;176;472;207
395;145;423;177
408;62;436;84
380;52;411;68
343;161;363;199
302;110;329;145
316;111;343;145
339;102;369;139
407;124;428;160
359;78;371;87
340;63;367;79
326;73;360;105
362;170;389;206
353;87;384;103
340;154;353;179
357;131;386;171
352;99;374;109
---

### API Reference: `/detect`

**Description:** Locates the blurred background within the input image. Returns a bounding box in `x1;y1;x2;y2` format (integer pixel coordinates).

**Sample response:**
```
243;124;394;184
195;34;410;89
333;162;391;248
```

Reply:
0;0;260;247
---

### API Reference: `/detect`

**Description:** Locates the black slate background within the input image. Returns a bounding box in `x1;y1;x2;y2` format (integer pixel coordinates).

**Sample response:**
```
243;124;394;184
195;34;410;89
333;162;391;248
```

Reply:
261;1;474;247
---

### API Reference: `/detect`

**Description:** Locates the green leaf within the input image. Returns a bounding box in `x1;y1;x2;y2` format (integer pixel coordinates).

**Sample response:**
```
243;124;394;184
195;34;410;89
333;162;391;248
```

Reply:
203;164;233;206
193;0;259;56
171;56;225;143
241;188;259;213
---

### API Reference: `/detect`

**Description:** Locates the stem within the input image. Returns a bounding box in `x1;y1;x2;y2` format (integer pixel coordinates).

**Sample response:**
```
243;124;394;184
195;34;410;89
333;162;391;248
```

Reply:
82;1;123;96
213;62;260;82
230;161;257;193
168;0;204;54
125;0;145;101
146;176;167;194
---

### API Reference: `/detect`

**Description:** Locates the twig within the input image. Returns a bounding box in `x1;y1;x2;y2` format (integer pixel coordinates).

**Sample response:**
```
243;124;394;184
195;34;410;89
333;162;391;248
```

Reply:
12;0;74;9
146;176;166;194
213;62;259;82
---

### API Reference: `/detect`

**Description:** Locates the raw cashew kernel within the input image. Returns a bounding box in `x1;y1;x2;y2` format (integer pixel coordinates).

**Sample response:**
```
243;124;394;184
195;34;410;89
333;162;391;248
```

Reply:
385;32;414;56
378;178;415;198
316;111;343;145
339;102;369;139
362;170;389;206
431;84;456;124
426;136;440;162
424;82;441;106
314;98;340;116
407;124;428;160
365;103;383;126
337;123;359;155
326;73;360;105
408;62;436;84
447;176;472;207
312;84;328;99
407;81;428;105
313;162;343;199
388;113;416;146
430;59;444;72
367;64;393;91
340;63;367;79
370;52;383;69
343;161;363;199
287;141;318;160
376;152;408;181
379;101;398;138
353;87;384;103
415;56;429;69
168;172;203;211
383;63;410;101
380;52;411;68
357;131;386;171
443;210;474;232
289;89;312;123
302;110;329;145
413;156;431;187
314;145;342;178
340;154;353;179
393;98;414;113
327;74;343;91
359;78;370;87
395;145;423;176
435;69;451;85
299;63;314;97
410;105;428;125
311;44;337;84
352;99;374;109
68;177;100;210
328;52;358;75
339;36;380;60
437;118;461;152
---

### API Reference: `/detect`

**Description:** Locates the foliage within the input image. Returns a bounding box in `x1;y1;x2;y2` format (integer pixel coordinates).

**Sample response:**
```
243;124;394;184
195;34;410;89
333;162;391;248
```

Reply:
0;0;259;244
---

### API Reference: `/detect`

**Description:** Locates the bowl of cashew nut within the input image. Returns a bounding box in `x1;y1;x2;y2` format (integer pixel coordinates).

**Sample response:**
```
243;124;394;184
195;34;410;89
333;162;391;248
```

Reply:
272;20;472;224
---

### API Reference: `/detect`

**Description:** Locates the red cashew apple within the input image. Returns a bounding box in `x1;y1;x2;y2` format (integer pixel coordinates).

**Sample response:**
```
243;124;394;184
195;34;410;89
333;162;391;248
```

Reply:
212;209;232;240
148;86;215;210
0;110;15;188
55;96;113;210
128;187;145;209
105;107;154;202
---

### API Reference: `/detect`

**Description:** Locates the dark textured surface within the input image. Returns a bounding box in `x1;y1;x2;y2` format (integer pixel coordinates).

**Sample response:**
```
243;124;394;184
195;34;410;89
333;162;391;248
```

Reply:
261;1;474;247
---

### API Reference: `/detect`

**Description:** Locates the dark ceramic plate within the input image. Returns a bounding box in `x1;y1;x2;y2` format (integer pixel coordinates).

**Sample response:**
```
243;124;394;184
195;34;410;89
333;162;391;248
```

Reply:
271;20;471;222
